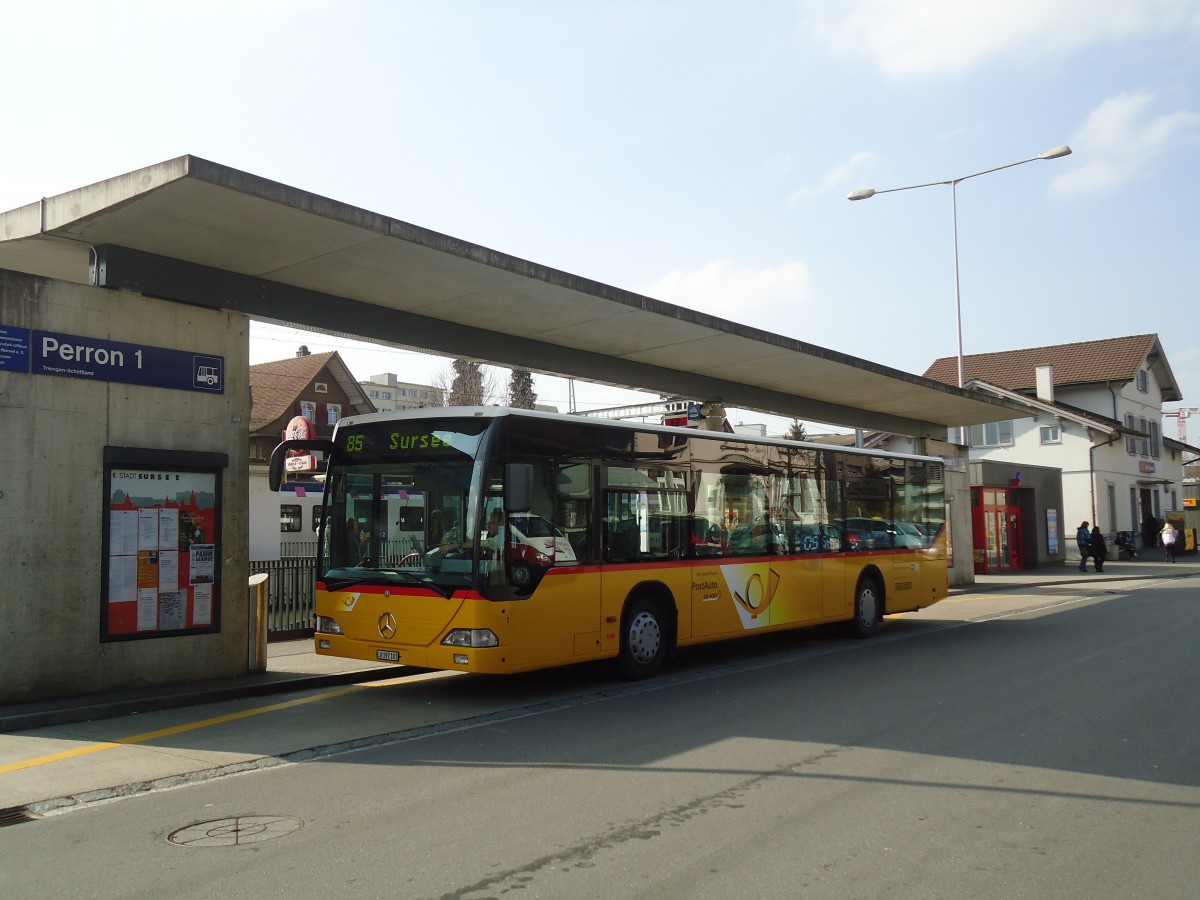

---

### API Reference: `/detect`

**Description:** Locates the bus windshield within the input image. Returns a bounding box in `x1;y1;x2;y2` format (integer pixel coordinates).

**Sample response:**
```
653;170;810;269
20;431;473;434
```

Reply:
319;417;489;595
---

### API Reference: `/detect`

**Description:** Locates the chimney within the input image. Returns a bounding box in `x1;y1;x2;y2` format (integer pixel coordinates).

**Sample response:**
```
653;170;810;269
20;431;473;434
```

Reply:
1035;365;1054;404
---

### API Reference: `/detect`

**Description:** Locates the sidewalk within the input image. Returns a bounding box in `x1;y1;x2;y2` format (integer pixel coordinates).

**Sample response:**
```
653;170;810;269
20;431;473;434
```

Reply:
0;639;400;734
3;552;1197;734
953;549;1200;595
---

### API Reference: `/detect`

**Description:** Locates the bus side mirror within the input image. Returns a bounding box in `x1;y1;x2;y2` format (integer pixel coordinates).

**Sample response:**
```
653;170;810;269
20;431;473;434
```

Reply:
268;438;335;491
505;463;533;513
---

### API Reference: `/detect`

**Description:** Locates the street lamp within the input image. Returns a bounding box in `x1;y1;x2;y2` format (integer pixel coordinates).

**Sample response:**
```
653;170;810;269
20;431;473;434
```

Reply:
848;145;1072;389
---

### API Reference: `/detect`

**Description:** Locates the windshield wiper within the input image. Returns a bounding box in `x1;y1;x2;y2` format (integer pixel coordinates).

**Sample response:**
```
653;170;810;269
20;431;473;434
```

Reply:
379;568;453;599
323;569;452;599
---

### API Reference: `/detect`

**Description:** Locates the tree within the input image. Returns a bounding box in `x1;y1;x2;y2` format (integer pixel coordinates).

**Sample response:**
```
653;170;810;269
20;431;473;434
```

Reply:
508;370;537;409
435;359;503;406
786;419;808;442
448;359;485;406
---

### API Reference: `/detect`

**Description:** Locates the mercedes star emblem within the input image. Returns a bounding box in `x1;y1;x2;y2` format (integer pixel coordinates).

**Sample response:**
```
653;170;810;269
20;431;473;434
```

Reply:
378;612;398;640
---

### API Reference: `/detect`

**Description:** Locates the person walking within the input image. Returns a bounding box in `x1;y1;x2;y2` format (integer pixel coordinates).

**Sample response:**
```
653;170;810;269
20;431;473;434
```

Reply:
1076;520;1091;572
1160;521;1179;562
1089;526;1107;573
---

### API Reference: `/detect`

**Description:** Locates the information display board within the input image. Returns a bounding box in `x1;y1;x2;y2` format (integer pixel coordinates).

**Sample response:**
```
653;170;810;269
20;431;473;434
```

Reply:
102;449;225;640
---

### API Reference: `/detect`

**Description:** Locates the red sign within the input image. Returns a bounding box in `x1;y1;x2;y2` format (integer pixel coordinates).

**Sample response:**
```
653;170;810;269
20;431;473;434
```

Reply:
284;415;315;442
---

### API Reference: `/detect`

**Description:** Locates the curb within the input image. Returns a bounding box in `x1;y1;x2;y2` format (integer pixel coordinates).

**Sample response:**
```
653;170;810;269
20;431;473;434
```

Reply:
0;667;401;735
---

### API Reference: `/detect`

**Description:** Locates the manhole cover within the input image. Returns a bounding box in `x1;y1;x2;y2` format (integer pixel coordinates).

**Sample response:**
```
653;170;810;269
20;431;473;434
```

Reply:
168;815;303;847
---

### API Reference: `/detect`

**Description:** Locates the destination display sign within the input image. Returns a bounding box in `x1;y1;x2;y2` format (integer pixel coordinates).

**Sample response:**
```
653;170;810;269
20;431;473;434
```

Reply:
340;419;488;461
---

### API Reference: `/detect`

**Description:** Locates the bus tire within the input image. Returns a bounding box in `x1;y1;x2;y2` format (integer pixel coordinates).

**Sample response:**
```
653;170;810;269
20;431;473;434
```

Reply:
847;574;883;638
617;596;667;679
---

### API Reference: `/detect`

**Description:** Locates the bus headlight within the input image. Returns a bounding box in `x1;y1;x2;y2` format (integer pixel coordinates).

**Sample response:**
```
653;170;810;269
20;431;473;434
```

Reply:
442;628;499;648
316;616;343;635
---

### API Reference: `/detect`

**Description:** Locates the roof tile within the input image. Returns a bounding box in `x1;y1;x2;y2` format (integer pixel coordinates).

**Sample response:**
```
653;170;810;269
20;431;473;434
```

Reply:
924;334;1160;391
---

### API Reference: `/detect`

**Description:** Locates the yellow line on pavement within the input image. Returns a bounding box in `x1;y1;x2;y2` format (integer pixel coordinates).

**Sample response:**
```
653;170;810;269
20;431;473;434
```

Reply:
0;676;414;776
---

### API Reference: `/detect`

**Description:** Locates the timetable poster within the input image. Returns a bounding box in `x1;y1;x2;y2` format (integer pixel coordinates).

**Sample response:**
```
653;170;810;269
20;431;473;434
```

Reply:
103;466;221;639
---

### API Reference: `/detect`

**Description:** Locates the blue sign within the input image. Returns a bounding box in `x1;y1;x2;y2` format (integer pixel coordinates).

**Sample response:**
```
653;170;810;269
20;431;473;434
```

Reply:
0;325;30;372
29;330;224;393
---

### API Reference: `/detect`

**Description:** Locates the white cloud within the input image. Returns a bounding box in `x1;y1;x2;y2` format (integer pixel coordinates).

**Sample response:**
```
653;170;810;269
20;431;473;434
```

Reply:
800;0;1200;79
637;260;811;330
789;151;878;204
1052;92;1200;194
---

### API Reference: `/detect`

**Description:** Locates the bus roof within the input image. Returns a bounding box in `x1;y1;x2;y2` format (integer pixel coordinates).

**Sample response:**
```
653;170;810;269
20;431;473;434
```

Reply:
335;406;947;465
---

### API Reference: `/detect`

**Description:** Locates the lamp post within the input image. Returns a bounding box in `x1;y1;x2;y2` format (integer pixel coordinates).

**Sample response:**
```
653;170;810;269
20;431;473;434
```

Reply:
848;145;1071;389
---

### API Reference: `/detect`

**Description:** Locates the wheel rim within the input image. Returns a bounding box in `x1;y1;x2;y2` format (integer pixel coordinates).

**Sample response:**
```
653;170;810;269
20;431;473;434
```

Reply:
627;611;662;664
858;585;878;627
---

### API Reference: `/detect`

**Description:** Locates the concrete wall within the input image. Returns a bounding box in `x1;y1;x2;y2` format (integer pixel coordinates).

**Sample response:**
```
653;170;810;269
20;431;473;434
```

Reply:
913;437;974;588
0;269;250;704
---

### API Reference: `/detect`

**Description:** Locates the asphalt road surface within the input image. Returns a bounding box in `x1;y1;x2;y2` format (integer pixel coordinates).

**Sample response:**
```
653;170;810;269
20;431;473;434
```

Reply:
3;578;1199;899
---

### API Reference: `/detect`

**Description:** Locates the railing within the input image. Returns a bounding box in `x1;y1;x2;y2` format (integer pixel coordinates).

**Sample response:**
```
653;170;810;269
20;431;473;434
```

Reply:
250;557;316;639
252;540;422;639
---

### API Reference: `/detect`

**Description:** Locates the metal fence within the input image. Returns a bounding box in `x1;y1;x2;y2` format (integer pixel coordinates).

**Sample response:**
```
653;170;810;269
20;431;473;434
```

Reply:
252;540;417;639
250;557;317;639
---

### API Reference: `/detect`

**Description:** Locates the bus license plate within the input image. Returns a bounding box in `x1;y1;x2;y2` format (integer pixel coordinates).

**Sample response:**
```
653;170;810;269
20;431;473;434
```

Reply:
376;649;400;662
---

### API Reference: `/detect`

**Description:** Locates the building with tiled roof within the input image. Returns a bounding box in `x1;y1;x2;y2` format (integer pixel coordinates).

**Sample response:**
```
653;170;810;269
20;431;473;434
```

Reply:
922;334;1192;573
249;350;374;462
249;349;375;560
924;334;1181;401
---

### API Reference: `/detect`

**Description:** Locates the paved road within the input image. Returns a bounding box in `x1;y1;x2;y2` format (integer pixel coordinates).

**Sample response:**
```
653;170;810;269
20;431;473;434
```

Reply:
2;574;1199;898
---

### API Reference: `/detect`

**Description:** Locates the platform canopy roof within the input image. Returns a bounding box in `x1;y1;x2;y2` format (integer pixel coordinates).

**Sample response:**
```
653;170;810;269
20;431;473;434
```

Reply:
0;155;1028;437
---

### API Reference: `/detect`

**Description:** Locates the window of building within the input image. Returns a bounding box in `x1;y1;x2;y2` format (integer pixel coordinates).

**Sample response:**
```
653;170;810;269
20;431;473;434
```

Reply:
1149;421;1160;458
281;504;302;533
1125;414;1137;454
1136;369;1148;392
968;421;1013;449
1138;417;1149;455
1039;424;1061;444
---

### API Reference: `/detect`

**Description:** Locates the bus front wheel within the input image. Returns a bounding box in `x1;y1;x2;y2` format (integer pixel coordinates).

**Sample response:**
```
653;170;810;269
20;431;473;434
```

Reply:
848;575;883;638
617;596;667;679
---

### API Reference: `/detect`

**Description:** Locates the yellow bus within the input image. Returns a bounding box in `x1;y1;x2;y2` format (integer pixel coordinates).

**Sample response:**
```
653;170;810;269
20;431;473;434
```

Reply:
269;407;947;679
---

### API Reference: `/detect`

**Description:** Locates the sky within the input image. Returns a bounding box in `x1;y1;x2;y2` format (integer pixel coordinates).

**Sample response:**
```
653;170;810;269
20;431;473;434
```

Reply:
3;1;1200;439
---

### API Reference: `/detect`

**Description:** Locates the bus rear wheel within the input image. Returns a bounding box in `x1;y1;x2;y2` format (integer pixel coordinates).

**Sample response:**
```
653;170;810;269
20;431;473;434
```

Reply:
848;575;883;638
617;596;667;679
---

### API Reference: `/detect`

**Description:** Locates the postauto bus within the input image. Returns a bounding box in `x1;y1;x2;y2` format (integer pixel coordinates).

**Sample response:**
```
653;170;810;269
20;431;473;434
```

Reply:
269;406;948;679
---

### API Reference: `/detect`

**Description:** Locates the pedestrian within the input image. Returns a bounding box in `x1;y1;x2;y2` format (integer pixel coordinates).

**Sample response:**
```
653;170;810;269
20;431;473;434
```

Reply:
1160;520;1179;563
1076;520;1091;572
1089;526;1107;573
